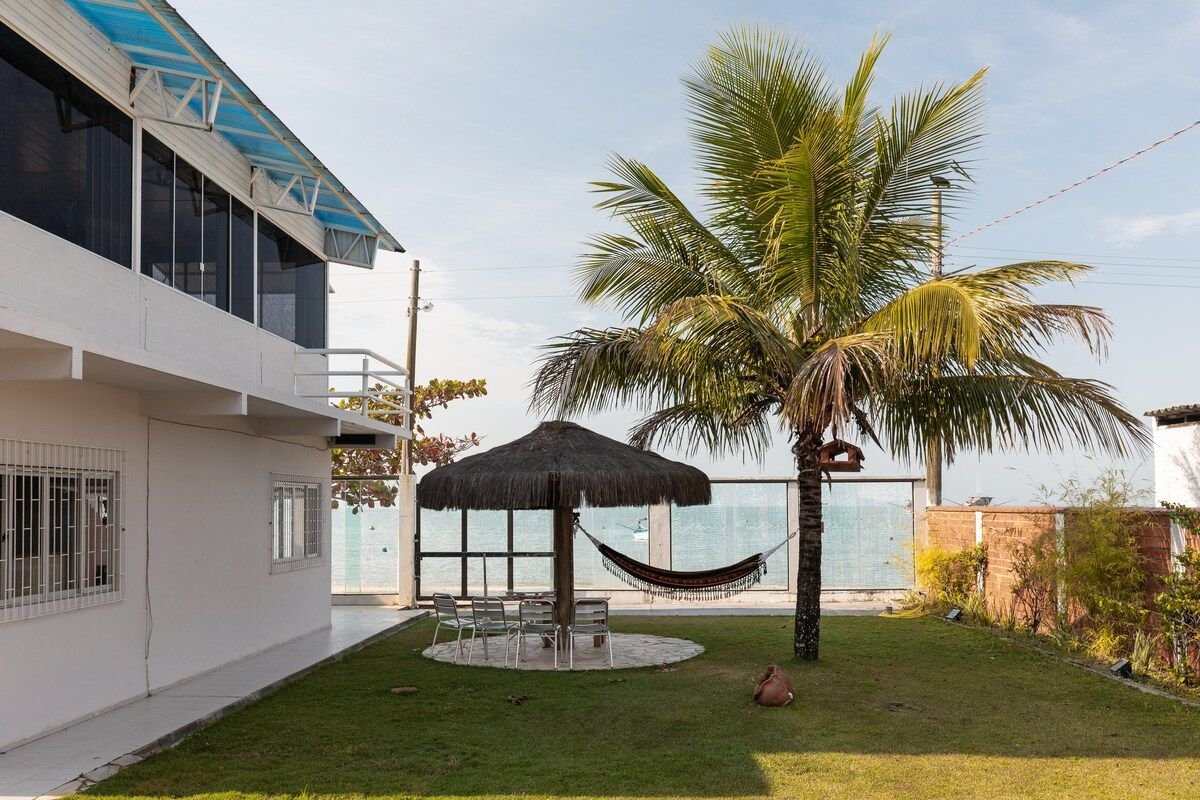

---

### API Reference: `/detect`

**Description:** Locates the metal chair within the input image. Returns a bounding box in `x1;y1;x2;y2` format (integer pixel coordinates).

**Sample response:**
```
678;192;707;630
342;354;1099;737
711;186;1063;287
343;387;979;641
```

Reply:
468;597;519;666
516;599;560;669
430;593;475;663
568;598;613;669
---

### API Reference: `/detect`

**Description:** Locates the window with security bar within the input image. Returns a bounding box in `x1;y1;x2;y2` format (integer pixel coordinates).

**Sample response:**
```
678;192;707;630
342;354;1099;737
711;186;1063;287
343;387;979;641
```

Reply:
0;439;125;623
271;476;326;573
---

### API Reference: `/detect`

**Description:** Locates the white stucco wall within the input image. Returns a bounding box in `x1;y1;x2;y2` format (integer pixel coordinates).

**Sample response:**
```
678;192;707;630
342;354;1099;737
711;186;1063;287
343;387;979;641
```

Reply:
0;382;331;749
0;382;148;751
1153;421;1200;507
145;420;331;691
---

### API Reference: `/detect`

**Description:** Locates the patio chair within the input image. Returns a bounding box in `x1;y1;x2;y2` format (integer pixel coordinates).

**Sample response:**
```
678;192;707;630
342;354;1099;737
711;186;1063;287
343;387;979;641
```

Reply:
430;593;475;663
516;599;560;669
568;598;613;669
468;597;519;667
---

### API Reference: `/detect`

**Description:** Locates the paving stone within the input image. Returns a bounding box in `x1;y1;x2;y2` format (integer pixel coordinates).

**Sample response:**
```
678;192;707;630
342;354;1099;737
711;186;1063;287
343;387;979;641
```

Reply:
81;765;120;782
422;633;703;671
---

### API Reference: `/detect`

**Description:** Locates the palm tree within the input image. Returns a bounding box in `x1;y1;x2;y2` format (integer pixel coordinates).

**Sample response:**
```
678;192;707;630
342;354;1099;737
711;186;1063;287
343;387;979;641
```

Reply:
529;27;1148;660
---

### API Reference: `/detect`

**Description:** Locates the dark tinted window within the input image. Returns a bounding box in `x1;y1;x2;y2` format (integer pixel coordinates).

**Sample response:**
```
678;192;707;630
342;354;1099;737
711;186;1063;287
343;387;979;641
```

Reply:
141;139;235;312
258;216;326;348
202;180;230;311
0;22;132;266
140;134;173;283
230;197;255;323
172;157;203;299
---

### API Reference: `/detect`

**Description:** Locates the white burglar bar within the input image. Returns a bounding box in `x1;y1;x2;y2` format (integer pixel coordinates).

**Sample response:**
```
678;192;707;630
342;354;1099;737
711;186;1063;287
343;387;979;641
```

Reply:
0;439;125;623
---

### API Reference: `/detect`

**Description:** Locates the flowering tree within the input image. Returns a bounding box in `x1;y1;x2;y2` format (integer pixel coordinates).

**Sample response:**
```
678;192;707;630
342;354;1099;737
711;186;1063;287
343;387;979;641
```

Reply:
332;378;487;511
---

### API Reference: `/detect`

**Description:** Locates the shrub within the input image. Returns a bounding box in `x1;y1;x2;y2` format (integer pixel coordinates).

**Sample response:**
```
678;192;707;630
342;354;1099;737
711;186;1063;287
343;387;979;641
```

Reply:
1086;626;1125;662
1130;629;1159;676
1156;547;1200;684
1008;533;1056;634
916;544;986;610
1053;471;1149;636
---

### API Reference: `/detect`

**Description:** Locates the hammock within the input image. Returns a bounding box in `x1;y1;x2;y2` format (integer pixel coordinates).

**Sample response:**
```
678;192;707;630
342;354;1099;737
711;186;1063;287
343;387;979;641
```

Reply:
577;523;793;601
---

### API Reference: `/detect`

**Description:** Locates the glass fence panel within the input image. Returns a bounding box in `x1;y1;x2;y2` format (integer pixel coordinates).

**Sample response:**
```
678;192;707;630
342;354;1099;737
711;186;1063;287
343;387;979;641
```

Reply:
467;509;507;551
413;479;918;598
822;481;914;589
513;509;553;552
420;556;464;596
512;556;554;594
574;506;649;589
331;481;401;595
420;508;462;551
671;482;789;589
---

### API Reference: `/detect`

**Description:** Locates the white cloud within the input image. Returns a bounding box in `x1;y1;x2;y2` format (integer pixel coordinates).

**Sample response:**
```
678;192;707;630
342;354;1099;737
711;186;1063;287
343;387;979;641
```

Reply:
1103;209;1200;245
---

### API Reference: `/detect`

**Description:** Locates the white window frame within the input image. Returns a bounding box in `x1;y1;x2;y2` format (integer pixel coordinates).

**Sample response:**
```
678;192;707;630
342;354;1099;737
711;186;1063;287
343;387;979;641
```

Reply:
270;474;326;574
0;439;125;624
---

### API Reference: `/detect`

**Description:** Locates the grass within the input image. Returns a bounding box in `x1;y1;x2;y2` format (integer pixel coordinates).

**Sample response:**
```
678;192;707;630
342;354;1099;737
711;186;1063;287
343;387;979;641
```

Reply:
88;615;1200;800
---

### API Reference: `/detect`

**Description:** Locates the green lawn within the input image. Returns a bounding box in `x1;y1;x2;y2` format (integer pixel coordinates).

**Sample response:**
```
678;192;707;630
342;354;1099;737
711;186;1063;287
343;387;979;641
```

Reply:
88;615;1200;800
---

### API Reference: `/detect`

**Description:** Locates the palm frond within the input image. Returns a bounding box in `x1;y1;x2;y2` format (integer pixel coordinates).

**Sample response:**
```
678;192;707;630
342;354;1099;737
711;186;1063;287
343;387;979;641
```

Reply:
857;66;988;241
781;332;893;433
685;25;838;257
872;363;1150;461
628;400;774;460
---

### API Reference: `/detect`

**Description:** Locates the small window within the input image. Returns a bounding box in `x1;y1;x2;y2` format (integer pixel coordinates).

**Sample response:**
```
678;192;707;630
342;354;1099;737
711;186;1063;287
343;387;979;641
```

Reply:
271;475;325;573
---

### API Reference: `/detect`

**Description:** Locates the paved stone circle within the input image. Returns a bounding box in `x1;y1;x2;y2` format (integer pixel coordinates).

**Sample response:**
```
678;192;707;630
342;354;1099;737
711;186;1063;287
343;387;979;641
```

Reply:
422;632;704;670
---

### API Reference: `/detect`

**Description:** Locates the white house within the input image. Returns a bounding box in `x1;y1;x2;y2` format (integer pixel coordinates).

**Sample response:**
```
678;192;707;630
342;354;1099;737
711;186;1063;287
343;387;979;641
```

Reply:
1147;405;1200;507
0;0;408;749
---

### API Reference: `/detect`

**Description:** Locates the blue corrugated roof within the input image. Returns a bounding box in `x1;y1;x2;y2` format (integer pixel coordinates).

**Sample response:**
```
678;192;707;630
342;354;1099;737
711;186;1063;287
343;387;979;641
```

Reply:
65;0;403;256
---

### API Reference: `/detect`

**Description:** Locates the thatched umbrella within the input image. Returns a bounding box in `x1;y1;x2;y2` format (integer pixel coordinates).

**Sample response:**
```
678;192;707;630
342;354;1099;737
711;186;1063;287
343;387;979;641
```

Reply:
418;420;710;642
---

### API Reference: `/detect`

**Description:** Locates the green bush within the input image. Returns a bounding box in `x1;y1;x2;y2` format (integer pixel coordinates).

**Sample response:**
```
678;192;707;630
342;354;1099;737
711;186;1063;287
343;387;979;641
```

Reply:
1053;471;1149;636
1156;547;1200;684
1008;533;1056;634
916;544;986;610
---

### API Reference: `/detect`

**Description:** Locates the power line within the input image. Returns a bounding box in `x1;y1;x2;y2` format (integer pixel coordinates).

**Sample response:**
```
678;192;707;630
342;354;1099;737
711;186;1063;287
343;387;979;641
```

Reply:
332;293;575;304
946;118;1200;245
945;260;1200;275
332;263;572;276
1084;279;1200;290
953;244;1200;263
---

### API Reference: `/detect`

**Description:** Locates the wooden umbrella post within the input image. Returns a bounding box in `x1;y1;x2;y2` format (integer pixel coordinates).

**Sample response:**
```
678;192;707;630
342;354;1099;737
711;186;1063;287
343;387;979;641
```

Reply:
553;506;575;650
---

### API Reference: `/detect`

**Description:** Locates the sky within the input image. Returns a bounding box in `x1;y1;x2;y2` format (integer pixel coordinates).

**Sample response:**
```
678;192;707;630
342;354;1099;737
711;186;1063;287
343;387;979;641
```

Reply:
175;0;1200;504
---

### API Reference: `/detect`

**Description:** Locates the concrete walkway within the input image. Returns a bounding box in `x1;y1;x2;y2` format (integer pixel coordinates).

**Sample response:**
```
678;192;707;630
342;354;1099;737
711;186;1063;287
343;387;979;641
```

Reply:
0;607;426;800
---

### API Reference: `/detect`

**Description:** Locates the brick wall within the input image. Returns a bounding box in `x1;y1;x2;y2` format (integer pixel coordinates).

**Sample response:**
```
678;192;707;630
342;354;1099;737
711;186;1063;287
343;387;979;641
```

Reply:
926;506;1175;627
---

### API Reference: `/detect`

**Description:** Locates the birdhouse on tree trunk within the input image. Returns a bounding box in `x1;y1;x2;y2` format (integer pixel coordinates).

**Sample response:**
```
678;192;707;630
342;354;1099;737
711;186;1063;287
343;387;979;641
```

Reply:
818;440;865;473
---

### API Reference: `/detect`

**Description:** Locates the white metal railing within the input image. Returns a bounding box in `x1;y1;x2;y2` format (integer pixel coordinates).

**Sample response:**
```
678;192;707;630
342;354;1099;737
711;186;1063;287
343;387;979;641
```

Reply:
297;348;411;426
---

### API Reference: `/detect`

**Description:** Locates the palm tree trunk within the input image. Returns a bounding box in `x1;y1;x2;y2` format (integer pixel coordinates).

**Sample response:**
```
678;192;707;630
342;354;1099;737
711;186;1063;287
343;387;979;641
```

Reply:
793;428;823;660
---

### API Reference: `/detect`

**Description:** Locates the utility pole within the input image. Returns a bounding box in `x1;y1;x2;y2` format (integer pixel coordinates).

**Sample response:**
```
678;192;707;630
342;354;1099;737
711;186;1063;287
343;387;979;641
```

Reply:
400;259;421;475
927;176;949;506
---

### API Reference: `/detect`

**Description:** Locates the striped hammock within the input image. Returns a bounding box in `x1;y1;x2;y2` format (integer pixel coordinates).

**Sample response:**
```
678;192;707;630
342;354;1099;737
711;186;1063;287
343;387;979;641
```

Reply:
577;524;792;601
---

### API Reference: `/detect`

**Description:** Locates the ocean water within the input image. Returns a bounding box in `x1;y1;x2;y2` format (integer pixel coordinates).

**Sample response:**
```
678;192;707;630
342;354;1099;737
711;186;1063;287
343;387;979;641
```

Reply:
332;480;917;595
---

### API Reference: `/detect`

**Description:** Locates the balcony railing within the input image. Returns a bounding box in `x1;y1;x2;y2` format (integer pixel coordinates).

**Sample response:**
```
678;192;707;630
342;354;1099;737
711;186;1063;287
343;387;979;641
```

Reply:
297;348;410;427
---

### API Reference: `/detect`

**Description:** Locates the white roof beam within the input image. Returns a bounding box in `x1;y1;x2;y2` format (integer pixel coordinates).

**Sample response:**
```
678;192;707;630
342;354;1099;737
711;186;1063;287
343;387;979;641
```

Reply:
129;65;223;132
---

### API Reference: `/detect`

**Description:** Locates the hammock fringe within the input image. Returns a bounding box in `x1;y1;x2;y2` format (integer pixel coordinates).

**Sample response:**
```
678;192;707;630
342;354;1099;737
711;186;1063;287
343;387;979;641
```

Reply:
598;551;769;602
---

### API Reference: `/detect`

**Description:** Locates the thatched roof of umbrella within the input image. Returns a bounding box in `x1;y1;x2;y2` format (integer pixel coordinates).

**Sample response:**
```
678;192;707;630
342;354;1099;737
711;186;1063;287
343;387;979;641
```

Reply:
418;420;711;510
